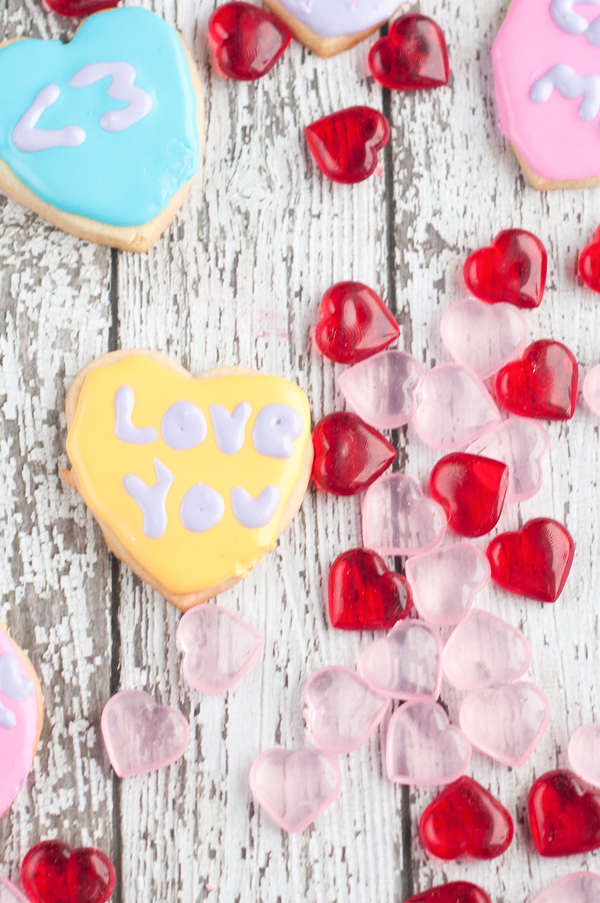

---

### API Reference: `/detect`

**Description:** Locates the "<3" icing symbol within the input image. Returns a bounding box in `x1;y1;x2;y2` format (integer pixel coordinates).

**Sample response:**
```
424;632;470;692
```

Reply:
63;351;312;610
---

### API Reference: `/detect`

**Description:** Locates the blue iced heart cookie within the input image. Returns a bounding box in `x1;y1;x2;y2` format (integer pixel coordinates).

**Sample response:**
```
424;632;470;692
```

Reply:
0;7;201;239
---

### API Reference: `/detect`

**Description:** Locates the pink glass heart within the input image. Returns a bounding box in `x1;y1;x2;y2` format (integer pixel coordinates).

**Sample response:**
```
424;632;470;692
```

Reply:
467;418;550;503
532;873;600;903
442;609;532;690
386;700;472;786
584;365;600;416
362;474;447;556
459;681;550;767
304;666;388;754
177;604;264;693
361;621;443;700
405;544;491;626
441;298;529;379
338;350;424;429
569;724;600;789
413;363;501;450
249;747;341;833
101;690;190;778
0;878;30;903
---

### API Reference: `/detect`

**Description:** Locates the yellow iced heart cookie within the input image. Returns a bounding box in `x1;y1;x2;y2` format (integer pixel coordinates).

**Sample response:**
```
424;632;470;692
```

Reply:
63;350;313;610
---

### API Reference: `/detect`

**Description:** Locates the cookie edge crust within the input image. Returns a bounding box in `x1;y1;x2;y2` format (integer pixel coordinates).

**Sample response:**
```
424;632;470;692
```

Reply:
0;622;44;759
62;349;314;612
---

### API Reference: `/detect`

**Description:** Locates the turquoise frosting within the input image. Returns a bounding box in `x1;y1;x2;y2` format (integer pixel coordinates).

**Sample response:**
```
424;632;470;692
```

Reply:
0;8;200;227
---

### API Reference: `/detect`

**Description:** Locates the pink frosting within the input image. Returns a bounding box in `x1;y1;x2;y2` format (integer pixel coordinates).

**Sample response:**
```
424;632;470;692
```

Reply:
0;632;39;817
493;0;600;181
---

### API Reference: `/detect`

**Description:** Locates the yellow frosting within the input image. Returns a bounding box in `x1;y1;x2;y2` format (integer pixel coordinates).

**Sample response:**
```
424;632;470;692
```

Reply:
66;355;311;594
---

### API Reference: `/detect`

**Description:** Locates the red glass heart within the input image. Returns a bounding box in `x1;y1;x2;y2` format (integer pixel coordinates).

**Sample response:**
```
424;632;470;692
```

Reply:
312;412;396;496
43;0;117;15
429;453;508;538
419;776;514;860
328;548;412;630
305;107;390;184
528;769;600;857
208;2;292;81
314;282;400;364
368;14;450;91
495;339;578;421
486;517;575;603
578;225;600;293
463;229;547;308
406;882;492;903
21;840;116;903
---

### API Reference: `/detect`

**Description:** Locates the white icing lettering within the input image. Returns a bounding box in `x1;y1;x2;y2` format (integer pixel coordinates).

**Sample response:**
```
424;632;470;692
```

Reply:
0;654;34;701
114;386;158;445
123;458;175;539
0;705;16;730
69;62;153;132
209;403;252;455
530;64;600;120
252;404;303;459
179;482;225;533
551;0;600;44
161;401;207;450
231;486;280;529
12;84;86;153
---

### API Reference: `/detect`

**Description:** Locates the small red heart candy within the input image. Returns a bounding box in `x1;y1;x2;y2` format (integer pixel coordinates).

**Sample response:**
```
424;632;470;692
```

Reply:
208;2;292;81
528;769;600;857
368;14;450;91
328;548;412;630
21;840;116;903
429;453;508;538
312;412;396;496
495;339;578;421
43;0;117;15
419;776;514;860
305;107;390;184
463;229;547;308
314;282;400;364
486;517;574;603
578;225;600;293
406;882;492;903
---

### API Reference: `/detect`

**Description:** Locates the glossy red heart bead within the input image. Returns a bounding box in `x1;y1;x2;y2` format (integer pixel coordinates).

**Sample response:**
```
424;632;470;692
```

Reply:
419;776;514;860
21;841;116;903
487;517;575;603
312;412;396;496
314;282;399;364
429;453;508;538
328;548;412;630
305;107;390;184
495;339;578;421
578;225;600;293
406;882;492;903
528;769;600;857
43;0;117;15
368;14;450;91
208;2;292;81
463;229;547;308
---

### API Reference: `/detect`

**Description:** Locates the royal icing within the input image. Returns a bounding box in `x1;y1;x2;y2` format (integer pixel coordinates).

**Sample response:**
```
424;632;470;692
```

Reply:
66;356;311;595
0;8;200;226
0;633;39;818
493;0;600;181
275;0;400;38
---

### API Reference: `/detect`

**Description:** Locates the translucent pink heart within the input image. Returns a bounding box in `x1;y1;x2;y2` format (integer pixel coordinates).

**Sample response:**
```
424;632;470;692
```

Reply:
101;689;190;778
459;681;550;767
442;609;532;690
467;418;550;503
413;363;501;450
568;724;600;789
386;700;472;786
0;877;30;903
338;350;424;429
249;747;341;833
532;873;600;903
177;603;264;693
441;298;529;379
362;473;447;556
405;544;491;626
361;621;443;700
304;666;388;754
584;364;600;416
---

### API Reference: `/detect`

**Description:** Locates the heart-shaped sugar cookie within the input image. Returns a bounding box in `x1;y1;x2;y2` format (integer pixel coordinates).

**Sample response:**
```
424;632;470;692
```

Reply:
63;351;313;610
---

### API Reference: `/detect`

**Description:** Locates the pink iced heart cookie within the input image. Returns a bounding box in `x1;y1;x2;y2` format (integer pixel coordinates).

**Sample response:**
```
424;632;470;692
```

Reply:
362;474;447;556
0;877;30;903
413;363;501;450
177;604;263;693
569;724;600;788
459;681;550;767
584;364;600;415
532;873;600;903
361;621;443;701
101;689;190;777
338;350;423;430
467;418;550;503
304;666;388;754
405;544;491;626
249;747;342;833
386;700;472;786
441;298;529;379
442;609;532;690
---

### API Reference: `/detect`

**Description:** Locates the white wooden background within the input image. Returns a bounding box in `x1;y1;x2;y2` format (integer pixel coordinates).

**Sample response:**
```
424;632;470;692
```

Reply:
0;0;599;900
